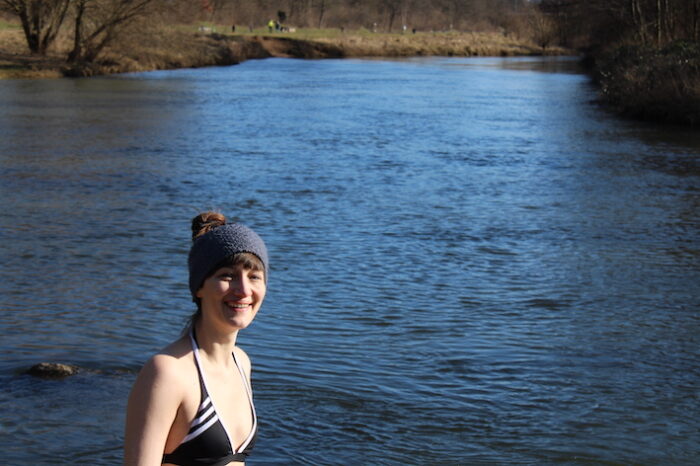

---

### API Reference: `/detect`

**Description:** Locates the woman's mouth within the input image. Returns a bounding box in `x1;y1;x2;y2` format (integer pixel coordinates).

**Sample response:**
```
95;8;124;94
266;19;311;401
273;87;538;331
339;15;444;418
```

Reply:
226;302;251;311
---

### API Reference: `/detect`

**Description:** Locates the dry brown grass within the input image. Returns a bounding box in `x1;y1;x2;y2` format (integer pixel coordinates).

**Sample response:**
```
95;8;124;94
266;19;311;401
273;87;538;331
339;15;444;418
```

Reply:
0;29;59;78
0;23;569;78
314;30;556;57
0;26;72;78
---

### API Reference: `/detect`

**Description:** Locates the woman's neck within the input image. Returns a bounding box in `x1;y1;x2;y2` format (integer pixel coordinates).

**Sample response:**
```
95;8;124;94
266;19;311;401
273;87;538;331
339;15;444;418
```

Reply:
193;319;239;365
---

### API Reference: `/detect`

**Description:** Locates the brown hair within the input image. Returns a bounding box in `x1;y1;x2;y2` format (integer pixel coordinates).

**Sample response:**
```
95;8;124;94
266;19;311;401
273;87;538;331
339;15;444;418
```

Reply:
191;211;226;241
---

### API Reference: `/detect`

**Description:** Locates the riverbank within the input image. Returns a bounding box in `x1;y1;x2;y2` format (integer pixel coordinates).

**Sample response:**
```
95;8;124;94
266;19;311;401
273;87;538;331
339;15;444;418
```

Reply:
0;26;564;79
591;41;700;127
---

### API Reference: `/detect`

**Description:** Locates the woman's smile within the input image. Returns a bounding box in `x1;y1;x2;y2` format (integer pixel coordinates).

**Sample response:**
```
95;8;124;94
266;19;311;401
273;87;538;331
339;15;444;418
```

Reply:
223;300;254;315
197;265;267;330
225;302;252;310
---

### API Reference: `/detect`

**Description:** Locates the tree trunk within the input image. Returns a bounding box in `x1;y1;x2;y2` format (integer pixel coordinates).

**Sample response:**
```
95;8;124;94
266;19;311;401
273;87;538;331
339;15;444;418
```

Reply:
630;0;647;45
387;5;396;32
10;0;69;55
16;5;40;53
662;0;672;42
67;0;154;64
68;0;87;63
39;1;70;54
306;0;313;27
629;0;639;40
656;0;662;47
317;0;326;28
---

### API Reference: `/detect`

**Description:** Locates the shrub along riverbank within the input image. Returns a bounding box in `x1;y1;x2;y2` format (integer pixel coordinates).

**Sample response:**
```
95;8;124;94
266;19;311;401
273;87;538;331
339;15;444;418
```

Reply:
591;41;700;126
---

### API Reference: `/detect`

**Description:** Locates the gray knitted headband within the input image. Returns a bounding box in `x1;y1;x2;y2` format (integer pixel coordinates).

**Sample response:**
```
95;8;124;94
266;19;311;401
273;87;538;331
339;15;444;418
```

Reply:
188;223;268;300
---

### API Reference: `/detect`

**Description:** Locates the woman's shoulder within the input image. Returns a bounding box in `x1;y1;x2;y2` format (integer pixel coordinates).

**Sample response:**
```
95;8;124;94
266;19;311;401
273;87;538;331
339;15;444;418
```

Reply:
140;336;195;384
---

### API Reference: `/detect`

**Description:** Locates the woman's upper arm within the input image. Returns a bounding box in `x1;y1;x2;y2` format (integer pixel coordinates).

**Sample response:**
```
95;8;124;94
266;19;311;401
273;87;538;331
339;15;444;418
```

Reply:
124;355;183;466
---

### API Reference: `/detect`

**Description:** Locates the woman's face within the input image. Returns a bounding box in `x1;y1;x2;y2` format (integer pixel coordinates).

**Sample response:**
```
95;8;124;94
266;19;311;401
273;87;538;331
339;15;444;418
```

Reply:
196;264;266;331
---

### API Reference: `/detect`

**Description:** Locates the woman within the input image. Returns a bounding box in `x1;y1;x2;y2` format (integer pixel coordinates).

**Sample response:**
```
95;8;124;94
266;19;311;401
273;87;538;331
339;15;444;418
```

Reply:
125;212;268;466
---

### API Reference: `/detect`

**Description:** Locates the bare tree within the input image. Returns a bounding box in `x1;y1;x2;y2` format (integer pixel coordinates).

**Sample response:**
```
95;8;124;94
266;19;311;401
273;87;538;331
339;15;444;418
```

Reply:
542;0;700;48
315;0;328;28
379;0;401;31
67;0;154;63
526;4;557;50
0;0;71;54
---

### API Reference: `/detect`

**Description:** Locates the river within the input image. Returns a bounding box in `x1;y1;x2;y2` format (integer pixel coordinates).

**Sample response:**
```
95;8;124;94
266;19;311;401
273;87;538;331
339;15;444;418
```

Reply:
1;56;699;464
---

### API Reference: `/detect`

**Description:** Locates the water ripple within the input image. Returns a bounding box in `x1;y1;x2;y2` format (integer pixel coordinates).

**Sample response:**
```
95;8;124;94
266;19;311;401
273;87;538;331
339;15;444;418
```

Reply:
1;57;699;463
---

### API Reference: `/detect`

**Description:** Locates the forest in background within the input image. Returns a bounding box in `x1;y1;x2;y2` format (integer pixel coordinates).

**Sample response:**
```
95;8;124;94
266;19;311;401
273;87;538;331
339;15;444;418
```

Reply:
174;0;533;33
3;0;698;61
4;0;697;59
539;0;699;49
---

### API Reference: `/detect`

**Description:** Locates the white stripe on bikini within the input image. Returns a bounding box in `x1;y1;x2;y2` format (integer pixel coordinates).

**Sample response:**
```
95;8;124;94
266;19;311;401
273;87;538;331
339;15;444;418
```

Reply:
232;349;257;453
191;402;215;427
182;413;219;443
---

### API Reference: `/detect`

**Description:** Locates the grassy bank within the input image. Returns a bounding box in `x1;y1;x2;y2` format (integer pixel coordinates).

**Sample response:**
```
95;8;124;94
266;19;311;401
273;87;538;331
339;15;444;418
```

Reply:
593;41;700;126
238;26;554;58
0;19;65;78
0;23;565;79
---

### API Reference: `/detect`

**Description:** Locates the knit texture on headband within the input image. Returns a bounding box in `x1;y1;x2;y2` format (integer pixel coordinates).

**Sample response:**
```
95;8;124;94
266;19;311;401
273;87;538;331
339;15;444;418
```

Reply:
188;223;268;300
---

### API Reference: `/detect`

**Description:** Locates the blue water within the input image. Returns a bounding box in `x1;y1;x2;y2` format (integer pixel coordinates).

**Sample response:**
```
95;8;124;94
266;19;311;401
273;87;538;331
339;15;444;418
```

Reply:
1;56;699;464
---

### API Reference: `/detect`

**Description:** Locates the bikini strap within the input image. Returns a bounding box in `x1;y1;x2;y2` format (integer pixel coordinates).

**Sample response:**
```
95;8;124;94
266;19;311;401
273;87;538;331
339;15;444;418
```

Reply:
231;348;257;453
188;328;208;401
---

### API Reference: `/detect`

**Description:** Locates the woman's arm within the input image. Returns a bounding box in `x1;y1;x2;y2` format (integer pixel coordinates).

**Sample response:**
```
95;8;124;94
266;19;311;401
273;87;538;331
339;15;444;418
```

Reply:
124;354;183;466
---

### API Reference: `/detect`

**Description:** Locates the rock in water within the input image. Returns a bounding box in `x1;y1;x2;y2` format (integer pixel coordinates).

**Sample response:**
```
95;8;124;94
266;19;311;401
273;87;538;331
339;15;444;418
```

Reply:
26;362;80;378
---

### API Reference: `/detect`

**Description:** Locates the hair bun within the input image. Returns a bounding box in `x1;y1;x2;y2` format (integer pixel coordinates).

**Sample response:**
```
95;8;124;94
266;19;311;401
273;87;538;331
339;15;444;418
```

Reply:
192;211;226;241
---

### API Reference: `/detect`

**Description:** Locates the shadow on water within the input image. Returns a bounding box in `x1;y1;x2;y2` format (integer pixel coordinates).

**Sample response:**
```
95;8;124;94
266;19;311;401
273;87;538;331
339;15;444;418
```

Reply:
438;55;586;74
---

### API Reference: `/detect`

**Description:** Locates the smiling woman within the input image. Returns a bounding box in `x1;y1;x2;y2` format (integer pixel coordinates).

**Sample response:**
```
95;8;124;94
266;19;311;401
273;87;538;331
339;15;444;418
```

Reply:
124;212;268;466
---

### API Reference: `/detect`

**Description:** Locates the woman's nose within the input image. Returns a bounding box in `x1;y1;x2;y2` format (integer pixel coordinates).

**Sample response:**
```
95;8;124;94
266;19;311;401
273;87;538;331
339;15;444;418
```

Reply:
230;276;251;296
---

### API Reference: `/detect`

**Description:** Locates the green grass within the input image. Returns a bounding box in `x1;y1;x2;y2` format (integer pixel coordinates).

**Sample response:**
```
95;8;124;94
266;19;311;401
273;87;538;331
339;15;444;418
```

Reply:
0;20;21;31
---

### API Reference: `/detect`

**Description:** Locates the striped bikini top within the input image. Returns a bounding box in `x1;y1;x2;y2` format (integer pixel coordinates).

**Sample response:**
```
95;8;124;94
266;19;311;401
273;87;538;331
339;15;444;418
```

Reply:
162;330;257;466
